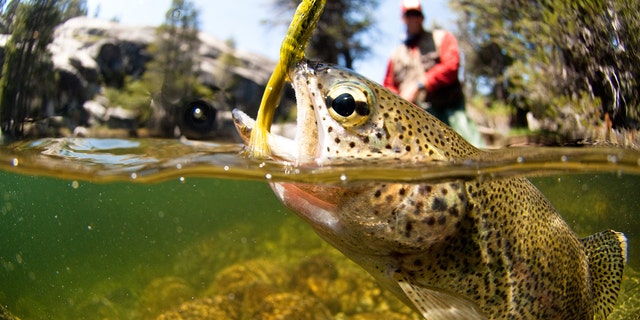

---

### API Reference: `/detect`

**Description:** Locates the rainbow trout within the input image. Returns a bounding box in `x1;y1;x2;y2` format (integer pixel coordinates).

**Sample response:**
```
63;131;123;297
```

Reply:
232;61;627;319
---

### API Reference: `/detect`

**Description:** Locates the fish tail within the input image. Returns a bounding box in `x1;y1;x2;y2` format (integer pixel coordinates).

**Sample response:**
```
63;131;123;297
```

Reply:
581;229;627;319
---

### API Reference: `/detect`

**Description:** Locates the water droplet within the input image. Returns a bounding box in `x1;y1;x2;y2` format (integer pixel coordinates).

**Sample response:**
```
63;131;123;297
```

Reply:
71;181;79;189
223;165;230;171
340;174;348;182
176;163;182;169
560;155;568;162
516;156;525;163
11;158;18;166
265;173;272;180
179;176;185;183
130;173;137;179
87;225;93;231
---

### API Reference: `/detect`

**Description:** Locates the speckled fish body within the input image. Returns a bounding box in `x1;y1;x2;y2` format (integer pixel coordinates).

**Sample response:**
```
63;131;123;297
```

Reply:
232;62;627;320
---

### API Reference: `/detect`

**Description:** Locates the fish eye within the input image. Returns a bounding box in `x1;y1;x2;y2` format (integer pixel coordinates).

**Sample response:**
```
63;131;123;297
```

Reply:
325;81;374;127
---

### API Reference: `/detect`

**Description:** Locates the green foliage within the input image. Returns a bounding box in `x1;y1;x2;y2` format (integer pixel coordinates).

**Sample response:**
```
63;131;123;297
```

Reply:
268;0;379;68
0;0;61;137
0;0;90;138
452;0;640;129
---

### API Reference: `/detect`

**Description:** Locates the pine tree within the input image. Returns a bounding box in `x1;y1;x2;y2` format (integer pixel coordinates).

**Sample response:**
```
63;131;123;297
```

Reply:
0;0;61;137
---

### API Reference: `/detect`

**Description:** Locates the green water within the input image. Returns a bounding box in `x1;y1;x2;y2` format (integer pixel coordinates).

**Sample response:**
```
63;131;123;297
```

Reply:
1;138;639;319
0;173;288;319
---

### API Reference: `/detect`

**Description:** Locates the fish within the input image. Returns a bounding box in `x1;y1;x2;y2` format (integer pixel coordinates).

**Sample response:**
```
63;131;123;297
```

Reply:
232;61;627;319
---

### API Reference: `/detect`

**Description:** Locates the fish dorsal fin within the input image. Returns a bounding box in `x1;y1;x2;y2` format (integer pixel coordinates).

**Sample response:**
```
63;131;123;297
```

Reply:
394;272;487;320
581;230;627;319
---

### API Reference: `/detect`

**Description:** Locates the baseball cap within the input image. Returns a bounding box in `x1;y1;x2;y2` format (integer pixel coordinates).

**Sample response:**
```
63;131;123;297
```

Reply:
401;0;423;15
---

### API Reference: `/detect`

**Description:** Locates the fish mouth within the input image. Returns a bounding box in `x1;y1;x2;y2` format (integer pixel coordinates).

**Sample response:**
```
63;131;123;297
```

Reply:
232;61;324;165
231;108;299;163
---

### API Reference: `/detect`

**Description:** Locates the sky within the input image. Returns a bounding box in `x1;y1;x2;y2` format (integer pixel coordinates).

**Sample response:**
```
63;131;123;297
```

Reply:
85;0;457;83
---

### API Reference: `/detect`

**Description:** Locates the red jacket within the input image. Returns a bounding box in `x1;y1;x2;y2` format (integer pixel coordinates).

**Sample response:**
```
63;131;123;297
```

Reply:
383;30;461;95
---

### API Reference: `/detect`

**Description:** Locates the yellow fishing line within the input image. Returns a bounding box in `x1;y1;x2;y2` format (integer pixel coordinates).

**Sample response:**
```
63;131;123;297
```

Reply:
247;0;326;158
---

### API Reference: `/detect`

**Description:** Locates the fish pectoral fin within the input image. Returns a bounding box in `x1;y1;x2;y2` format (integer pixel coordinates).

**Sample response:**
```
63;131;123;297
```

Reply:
395;274;487;320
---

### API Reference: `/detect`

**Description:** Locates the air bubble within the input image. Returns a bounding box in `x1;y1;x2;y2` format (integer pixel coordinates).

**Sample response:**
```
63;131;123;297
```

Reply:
223;165;230;171
130;173;138;179
265;173;272;180
179;177;185;183
71;181;79;189
607;154;619;163
11;158;18;166
340;174;347;182
560;155;568;162
516;156;525;163
176;163;182;169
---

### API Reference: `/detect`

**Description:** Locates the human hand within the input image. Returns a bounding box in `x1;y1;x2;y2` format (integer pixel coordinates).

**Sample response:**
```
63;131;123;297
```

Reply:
400;83;420;103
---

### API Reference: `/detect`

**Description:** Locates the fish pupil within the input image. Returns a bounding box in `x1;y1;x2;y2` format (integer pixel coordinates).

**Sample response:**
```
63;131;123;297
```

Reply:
330;93;357;117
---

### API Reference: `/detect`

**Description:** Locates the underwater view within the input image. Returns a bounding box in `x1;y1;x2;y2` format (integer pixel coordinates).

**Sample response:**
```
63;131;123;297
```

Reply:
0;138;639;319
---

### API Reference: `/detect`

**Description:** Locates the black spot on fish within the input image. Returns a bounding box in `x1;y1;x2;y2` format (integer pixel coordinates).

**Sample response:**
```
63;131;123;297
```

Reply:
405;222;413;237
432;198;447;211
419;185;432;195
437;215;447;225
349;142;356;148
423;216;436;225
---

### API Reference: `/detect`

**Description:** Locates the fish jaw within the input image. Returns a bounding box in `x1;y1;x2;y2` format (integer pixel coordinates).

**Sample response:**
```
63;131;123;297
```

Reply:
230;66;325;166
231;109;299;163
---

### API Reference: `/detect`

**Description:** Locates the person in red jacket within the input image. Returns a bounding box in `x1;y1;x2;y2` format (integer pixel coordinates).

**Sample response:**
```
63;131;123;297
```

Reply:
384;0;484;147
384;0;464;123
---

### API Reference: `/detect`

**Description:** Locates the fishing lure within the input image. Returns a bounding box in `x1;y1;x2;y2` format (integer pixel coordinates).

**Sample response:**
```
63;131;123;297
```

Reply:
247;0;326;158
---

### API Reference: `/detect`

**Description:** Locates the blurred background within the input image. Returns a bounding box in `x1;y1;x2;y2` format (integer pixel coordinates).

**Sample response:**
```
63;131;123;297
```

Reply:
0;0;638;146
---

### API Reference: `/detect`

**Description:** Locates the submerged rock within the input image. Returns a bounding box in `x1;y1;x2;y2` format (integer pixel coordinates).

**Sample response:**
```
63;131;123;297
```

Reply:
138;277;195;319
0;304;20;320
155;295;239;320
252;292;332;320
